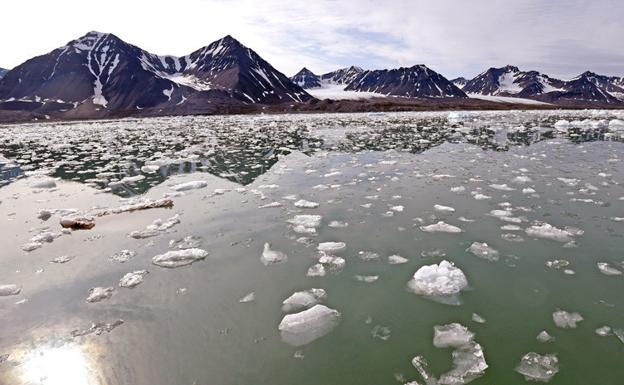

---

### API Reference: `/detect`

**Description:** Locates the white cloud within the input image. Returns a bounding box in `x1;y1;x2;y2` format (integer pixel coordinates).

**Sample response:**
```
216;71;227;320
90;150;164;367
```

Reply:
1;0;622;79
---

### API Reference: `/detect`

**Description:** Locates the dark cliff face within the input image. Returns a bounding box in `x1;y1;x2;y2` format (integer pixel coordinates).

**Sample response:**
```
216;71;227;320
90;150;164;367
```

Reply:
345;65;467;98
320;66;364;85
291;67;321;89
0;32;311;118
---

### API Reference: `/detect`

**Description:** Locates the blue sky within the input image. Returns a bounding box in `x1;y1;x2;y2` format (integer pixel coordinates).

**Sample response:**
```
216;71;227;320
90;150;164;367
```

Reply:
1;0;623;79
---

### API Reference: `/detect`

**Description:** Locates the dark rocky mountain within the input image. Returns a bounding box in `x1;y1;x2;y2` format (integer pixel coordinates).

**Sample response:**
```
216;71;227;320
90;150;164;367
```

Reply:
291;67;321;89
0;32;311;118
451;77;468;88
463;65;623;104
345;65;467;98
0;68;7;80
320;66;364;85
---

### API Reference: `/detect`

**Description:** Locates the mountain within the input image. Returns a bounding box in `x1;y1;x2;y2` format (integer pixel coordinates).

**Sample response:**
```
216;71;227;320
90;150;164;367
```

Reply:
320;66;364;85
463;65;623;104
451;77;468;88
0;68;7;80
291;67;321;89
345;65;467;98
0;32;311;117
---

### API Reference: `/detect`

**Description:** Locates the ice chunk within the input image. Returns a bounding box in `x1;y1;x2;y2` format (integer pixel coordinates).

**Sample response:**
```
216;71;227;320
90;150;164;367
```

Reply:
307;264;326;277
597;262;622;276
439;341;487;385
466;242;499;262
552;310;583;328
239;292;256;303
433;323;474;348
489;184;515;191
525;223;574;243
472;313;486;324
287;215;322;234
71;319;124;337
282;289;327;312
259;202;282;208
388;254;409;264
515;352;559;382
317;242;346;253
86;286;114;303
595;326;611;336
60;215;95;230
354;275;379;283
278;304;341;346
119;270;148;288
536;330;555;343
328;220;349;228
358;251;380;261
152;248;208;268
109;249;136;263
434;204;455;213
171;180;207;191
0;284;22;296
420;221;462;233
261;243;288;265
408;260;468;301
294;199;319;208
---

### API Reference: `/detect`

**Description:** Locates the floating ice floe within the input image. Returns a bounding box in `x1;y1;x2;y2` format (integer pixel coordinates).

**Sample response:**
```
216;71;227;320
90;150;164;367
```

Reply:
434;204;455;213
525;223;577;243
307;264;326;277
420;221;462;233
51;255;74;264
597;262;622;276
86;287;114;303
119;270;148;288
60;215;95;230
552;310;583;328
169;236;202;250
0;284;22;296
358;251;380;261
412;323;487;385
152;248;208;268
71;319;124;337
281;289;327;312
129;214;181;239
294;199;319;208
261;243;288;265
239;292;256;303
94;198;173;216
595;326;611;336
354;275;379;283
515;352;559;382
388;255;409;264
317;242;346;253
328;220;349;228
451;186;466;193
489;184;515;191
258;202;282;208
472;313;486;324
109;249;136;263
408;260;468;305
371;325;391;340
536;330;555;343
287;214;322;234
171;180;208;191
466;242;499;262
278;304;341;346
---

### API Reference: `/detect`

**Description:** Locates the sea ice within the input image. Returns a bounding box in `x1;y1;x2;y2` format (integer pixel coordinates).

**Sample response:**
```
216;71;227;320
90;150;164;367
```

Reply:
515;352;559;382
434;204;455;213
171;180;208;191
109;249;136;263
388;255;409;264
595;326;611;336
278;304;341;346
287;215;322;234
294;199;319;208
0;284;21;296
317;242;346;253
239;292;256;303
536;330;555;343
261;243;288;265
408;260;468;299
597;262;622;276
525;223;575;243
119;270;148;288
29;177;57;189
86;287;114;303
433;323;474;348
152;248;208;268
281;289;327;312
552;310;583;328
307;264;326;277
420;221;462;233
466;242;499;262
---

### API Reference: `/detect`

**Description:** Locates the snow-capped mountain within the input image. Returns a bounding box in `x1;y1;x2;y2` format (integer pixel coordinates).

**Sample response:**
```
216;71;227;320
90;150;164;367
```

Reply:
0;32;311;115
345;65;467;98
320;66;364;85
451;77;468;88
291;67;321;89
0;68;7;80
462;65;624;104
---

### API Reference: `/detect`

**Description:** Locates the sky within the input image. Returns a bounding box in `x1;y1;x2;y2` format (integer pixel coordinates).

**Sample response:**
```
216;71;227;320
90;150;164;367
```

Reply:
1;0;623;80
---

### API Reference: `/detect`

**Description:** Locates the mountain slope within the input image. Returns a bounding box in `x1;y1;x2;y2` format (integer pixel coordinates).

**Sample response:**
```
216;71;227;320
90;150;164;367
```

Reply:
0;32;311;117
290;67;321;89
320;66;364;85
0;68;7;80
451;77;468;88
345;65;467;98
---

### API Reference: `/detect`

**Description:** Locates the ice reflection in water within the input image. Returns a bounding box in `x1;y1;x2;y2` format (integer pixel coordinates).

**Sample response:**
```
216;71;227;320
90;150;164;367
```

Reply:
17;342;99;385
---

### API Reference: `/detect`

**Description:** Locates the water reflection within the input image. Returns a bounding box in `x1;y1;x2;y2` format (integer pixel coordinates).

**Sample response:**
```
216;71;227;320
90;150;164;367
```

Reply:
19;343;96;385
0;112;622;196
